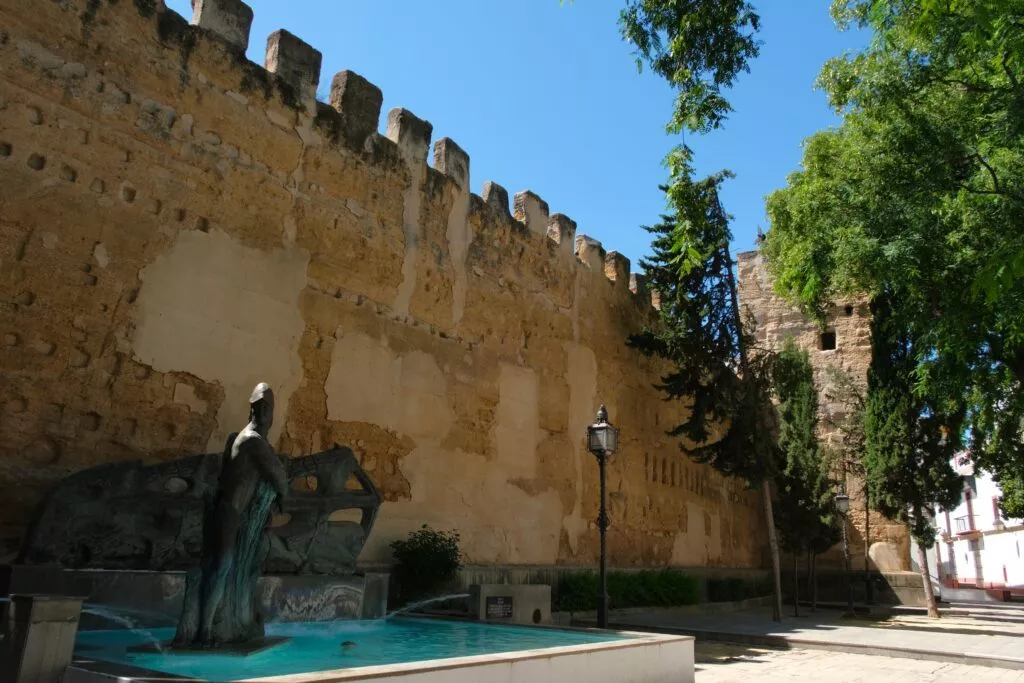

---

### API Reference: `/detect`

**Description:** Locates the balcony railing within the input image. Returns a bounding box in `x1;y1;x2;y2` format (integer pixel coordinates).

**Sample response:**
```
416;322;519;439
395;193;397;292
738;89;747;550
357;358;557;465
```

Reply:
954;515;976;534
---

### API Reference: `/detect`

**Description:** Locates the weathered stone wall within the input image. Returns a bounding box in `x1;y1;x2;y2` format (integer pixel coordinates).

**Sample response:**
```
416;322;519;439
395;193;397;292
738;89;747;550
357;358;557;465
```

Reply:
0;0;766;569
736;250;910;570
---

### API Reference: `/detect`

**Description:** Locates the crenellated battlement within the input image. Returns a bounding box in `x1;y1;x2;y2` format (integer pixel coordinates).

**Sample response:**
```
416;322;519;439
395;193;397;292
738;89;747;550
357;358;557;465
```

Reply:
175;0;647;304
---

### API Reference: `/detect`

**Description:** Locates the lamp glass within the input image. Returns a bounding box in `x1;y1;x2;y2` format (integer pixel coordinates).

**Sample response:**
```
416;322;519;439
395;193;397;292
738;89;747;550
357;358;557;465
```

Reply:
605;426;618;454
836;493;850;515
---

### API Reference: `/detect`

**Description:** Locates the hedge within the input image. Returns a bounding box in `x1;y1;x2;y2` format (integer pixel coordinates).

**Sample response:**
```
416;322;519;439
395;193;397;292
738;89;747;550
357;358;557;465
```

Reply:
552;569;700;612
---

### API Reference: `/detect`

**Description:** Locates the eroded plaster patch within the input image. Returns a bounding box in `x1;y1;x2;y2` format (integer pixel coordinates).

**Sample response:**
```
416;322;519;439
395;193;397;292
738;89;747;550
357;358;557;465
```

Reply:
132;228;309;449
494;363;540;479
446;187;471;327
670;501;721;565
562;342;597;554
324;329;454;442
324;333;562;565
362;444;563;565
393;150;425;317
172;382;208;414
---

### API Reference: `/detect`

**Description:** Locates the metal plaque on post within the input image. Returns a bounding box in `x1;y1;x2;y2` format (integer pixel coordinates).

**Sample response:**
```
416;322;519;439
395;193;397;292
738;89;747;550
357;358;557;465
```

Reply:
485;595;513;619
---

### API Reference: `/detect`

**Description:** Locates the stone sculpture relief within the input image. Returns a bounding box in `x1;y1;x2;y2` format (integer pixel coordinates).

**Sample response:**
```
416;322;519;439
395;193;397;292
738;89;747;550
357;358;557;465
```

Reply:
19;405;382;580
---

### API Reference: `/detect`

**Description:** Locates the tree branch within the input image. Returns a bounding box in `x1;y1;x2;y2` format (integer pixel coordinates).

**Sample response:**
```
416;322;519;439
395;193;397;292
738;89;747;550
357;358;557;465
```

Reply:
964;153;1024;203
935;77;993;93
1002;52;1019;90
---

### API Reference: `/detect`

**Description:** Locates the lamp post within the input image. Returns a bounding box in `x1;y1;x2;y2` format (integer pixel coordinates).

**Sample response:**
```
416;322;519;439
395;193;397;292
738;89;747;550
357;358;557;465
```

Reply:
835;486;854;616
587;405;618;629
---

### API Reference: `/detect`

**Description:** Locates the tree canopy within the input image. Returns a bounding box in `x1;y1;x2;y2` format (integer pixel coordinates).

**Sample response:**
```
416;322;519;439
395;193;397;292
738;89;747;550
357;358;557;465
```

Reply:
619;0;761;134
628;181;774;483
763;0;1024;515
863;295;964;546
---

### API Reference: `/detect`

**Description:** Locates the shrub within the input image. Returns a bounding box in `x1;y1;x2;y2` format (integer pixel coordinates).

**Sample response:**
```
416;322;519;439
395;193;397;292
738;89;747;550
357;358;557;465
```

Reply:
389;525;462;607
553;569;700;612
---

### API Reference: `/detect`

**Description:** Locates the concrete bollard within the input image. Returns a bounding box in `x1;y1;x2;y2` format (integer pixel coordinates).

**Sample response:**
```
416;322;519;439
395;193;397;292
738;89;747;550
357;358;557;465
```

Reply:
4;594;85;683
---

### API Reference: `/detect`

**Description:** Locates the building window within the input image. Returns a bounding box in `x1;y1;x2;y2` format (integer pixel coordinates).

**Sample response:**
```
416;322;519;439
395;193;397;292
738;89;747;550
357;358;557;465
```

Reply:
820;331;837;351
844;305;854;316
965;476;977;495
993;497;1003;526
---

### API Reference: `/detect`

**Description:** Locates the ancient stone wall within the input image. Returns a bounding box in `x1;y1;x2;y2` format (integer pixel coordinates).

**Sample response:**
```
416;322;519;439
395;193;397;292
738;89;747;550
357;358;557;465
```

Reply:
0;0;766;569
736;250;910;571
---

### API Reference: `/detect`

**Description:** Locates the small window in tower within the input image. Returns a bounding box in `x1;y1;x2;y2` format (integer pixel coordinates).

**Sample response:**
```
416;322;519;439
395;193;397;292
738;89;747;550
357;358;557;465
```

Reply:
844;305;854;316
820;330;837;351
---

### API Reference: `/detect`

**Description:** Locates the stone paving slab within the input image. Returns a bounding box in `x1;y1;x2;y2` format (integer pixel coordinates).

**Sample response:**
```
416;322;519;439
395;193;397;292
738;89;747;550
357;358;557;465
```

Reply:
694;643;1024;683
581;602;1024;670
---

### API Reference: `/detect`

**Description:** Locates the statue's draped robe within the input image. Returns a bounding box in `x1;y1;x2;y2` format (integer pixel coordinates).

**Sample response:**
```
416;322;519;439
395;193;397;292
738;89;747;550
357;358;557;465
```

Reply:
173;434;275;646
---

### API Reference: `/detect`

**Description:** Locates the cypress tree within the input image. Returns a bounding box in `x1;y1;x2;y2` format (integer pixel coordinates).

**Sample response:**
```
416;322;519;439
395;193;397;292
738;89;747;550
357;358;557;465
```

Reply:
630;168;784;621
772;338;839;616
863;293;963;617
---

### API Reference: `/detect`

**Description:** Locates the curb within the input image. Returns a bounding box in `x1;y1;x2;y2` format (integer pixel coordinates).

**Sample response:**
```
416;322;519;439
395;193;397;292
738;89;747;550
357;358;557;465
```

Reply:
577;621;1024;671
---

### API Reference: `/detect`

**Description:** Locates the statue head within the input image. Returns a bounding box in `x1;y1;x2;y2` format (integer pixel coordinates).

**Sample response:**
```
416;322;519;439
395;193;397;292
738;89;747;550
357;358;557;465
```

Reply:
249;382;275;432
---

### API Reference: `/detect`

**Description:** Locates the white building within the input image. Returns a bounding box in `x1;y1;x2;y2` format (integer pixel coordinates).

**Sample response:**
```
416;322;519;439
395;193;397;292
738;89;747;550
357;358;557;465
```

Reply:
922;454;1024;601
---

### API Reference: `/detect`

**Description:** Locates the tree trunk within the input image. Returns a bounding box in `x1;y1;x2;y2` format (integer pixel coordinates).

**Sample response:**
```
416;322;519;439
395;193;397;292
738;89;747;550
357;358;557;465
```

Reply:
915;540;940;618
806;549;813;611
863;479;873;604
811;552;818;611
792;551;800;617
762;482;784;622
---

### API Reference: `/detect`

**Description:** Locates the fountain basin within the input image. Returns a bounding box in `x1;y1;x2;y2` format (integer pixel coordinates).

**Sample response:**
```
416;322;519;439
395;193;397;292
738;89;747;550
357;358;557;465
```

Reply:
65;618;694;683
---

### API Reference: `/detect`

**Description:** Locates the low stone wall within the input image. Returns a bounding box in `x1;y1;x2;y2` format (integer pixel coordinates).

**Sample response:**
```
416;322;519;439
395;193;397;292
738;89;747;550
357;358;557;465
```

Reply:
552;595;774;626
782;569;926;607
452;564;772;605
0;566;389;626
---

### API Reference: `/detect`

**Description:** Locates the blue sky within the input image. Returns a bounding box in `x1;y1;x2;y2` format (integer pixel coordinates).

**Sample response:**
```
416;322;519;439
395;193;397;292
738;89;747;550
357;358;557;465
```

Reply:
165;1;867;266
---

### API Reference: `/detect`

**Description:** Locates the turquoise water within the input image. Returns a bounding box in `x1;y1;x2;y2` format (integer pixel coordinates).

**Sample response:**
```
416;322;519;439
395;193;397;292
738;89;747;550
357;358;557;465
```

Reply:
74;618;631;681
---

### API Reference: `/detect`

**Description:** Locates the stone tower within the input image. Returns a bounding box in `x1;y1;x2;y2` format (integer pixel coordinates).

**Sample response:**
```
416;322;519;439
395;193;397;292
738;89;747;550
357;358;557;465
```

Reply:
736;250;910;572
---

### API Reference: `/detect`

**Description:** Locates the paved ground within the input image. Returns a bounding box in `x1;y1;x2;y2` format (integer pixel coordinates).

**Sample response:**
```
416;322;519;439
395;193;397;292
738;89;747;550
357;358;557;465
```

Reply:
602;601;1024;669
694;643;1024;683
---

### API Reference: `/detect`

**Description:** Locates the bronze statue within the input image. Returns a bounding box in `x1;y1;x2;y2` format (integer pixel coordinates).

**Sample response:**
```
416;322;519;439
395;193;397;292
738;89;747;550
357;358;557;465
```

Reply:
173;382;289;648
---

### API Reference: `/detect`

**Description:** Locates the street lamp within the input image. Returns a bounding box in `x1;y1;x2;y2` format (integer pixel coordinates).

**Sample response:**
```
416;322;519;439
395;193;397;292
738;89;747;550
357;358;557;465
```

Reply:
835;486;854;616
587;405;618;629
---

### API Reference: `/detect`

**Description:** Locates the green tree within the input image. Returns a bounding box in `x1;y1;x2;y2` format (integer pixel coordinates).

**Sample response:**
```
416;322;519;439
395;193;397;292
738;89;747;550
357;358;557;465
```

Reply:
763;0;1024;516
628;176;784;621
863;295;963;617
618;0;761;134
823;365;875;596
772;338;839;616
615;0;784;620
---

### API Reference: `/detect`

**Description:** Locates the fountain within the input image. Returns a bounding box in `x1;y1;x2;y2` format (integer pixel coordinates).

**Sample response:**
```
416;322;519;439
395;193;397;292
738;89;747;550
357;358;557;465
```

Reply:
5;382;692;682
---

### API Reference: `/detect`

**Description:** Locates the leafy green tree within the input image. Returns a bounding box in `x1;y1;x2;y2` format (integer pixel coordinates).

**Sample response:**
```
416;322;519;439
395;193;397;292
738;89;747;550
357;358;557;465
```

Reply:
772;338;839;616
998;473;1024;519
823;365;876;597
614;0;785;620
863;295;963;617
763;0;1024;515
628;176;784;621
618;0;761;134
